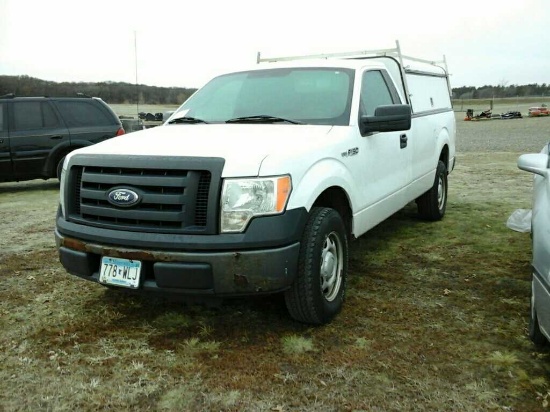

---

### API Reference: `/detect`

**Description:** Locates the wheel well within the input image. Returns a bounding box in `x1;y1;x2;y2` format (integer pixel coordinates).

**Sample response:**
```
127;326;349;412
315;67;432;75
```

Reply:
49;148;75;177
312;187;352;238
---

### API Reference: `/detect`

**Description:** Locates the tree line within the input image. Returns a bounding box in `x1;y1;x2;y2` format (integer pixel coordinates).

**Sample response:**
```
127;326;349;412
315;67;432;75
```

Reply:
453;83;550;100
1;75;549;104
0;75;197;105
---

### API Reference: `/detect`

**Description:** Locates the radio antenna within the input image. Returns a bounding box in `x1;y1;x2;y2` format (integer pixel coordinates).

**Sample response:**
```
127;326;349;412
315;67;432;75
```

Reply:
134;30;139;118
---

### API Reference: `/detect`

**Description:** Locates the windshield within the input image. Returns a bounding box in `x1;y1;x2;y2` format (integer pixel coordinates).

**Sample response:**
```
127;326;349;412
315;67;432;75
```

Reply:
169;67;354;126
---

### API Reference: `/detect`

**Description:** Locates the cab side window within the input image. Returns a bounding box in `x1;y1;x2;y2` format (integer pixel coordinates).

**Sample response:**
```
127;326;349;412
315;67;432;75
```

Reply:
14;102;59;131
360;70;399;116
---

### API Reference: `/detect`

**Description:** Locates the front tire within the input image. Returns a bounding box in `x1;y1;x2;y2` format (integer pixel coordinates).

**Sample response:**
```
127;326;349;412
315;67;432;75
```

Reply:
417;160;448;221
284;207;348;325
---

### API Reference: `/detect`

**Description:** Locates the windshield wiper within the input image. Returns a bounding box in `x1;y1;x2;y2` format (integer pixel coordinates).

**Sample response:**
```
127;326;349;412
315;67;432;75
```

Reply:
225;115;302;124
168;116;209;124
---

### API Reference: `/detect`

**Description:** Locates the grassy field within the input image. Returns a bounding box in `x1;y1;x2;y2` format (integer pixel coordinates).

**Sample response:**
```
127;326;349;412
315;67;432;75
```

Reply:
1;103;550;411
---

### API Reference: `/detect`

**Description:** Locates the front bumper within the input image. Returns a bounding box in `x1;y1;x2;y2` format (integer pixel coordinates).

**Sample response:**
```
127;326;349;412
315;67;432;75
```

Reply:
55;207;308;296
56;230;301;296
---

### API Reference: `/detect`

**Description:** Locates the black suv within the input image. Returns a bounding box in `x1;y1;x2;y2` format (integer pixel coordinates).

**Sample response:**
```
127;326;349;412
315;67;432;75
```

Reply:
0;94;125;182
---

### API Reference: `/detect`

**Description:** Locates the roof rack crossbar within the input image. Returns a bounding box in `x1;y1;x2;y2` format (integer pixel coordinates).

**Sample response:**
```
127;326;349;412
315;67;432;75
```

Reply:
399;54;447;67
257;46;404;64
257;41;446;69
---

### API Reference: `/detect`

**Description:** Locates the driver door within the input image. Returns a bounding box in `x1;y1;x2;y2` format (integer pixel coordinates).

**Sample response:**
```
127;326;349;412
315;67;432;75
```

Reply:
353;69;412;234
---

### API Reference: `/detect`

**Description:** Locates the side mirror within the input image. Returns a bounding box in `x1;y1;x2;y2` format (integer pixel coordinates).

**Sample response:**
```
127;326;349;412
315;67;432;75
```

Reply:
360;104;411;135
518;153;549;177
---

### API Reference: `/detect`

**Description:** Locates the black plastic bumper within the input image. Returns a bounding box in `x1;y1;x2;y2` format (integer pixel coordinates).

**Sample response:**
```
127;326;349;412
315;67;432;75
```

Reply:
55;208;308;296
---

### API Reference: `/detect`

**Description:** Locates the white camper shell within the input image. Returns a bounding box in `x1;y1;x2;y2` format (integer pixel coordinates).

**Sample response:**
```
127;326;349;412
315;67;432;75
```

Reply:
257;41;452;113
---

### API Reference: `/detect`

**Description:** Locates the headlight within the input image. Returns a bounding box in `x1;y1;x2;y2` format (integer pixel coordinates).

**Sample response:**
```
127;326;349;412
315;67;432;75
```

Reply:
221;176;291;233
59;167;67;218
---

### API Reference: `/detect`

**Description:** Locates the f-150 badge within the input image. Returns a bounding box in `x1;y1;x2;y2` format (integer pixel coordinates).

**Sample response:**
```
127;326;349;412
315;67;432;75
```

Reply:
341;147;359;158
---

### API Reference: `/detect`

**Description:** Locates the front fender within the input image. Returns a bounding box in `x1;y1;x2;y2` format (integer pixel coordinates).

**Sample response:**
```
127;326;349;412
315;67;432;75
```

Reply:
287;157;357;213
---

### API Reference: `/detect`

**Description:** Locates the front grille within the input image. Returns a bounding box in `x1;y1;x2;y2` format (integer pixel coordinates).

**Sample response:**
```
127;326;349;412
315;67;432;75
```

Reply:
74;167;83;215
66;155;224;235
195;172;211;227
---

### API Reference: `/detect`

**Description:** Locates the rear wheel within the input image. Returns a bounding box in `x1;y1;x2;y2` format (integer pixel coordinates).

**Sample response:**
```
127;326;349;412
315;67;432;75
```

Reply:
284;207;348;325
417;160;447;221
529;278;547;346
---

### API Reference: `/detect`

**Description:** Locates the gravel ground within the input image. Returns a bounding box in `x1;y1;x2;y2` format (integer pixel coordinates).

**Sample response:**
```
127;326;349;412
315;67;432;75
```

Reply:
455;113;550;153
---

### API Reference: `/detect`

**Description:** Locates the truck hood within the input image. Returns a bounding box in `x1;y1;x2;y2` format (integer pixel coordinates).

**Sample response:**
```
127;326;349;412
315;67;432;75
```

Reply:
70;124;334;176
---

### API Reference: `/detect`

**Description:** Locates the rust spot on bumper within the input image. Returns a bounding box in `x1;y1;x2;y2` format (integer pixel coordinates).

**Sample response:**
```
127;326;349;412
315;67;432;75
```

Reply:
60;235;169;261
233;273;249;287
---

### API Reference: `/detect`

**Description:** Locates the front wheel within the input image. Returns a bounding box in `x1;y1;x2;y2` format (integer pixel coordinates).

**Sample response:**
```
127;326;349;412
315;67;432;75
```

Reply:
284;207;348;325
416;160;448;221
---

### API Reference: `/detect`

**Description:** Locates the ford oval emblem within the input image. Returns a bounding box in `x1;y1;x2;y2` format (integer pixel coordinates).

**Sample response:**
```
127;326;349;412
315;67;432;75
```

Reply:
107;188;140;207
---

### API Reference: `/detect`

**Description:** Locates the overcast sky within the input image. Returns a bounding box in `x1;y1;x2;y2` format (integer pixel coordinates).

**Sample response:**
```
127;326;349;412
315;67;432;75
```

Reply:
1;0;548;90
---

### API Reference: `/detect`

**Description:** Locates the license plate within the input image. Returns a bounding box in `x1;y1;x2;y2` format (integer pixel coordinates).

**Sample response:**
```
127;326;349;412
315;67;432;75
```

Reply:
99;256;141;289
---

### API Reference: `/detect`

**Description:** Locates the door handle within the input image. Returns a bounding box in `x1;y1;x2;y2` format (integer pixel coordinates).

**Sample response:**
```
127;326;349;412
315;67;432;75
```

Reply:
0;138;3;143
50;135;63;140
400;134;408;149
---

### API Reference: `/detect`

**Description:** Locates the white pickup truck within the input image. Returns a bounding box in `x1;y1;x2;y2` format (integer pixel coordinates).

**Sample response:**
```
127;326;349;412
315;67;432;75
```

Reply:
55;42;456;325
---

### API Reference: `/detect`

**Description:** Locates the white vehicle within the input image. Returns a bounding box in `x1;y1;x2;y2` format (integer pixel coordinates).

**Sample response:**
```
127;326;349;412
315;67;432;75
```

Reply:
518;144;550;345
56;41;456;325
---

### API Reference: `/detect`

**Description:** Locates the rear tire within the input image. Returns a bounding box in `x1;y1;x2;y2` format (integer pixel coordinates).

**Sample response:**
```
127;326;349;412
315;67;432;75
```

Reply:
417;160;447;221
530;278;547;346
284;207;348;325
